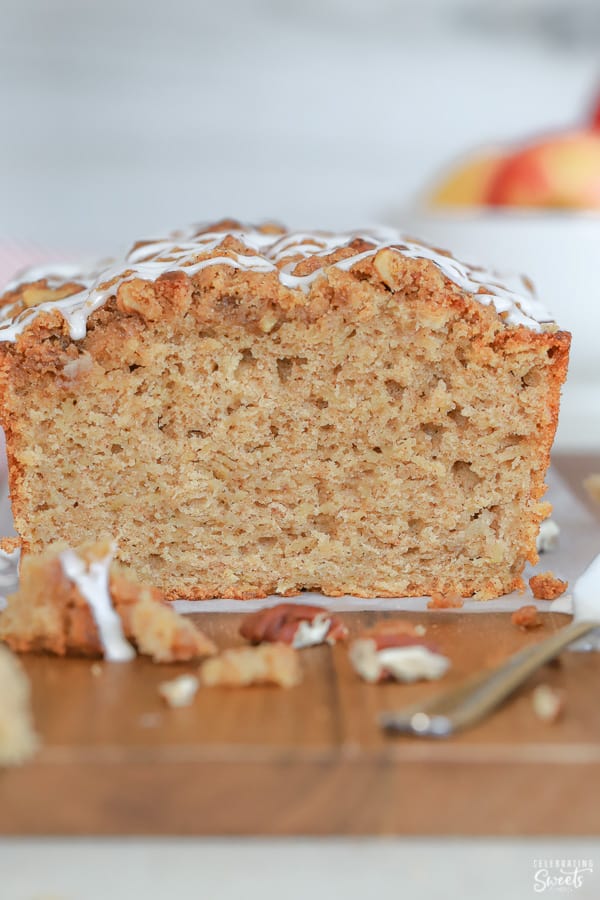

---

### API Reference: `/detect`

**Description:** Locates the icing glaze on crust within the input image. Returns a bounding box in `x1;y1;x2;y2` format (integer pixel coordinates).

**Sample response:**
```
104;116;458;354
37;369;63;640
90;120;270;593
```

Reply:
0;221;554;342
60;545;136;662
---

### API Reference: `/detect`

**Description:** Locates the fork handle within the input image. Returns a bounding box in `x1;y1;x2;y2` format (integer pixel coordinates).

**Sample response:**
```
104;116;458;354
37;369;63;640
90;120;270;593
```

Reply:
380;619;599;737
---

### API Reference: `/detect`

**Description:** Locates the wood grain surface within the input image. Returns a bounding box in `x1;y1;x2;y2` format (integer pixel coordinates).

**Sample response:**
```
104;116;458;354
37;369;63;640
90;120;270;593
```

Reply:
1;454;599;836
2;608;600;836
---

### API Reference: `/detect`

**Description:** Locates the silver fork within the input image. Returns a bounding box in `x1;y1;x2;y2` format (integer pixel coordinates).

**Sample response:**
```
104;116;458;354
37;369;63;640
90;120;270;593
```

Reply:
379;619;599;738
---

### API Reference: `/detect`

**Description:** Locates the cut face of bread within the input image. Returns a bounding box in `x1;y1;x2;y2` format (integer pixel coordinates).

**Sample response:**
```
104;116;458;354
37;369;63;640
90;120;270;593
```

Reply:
0;223;569;600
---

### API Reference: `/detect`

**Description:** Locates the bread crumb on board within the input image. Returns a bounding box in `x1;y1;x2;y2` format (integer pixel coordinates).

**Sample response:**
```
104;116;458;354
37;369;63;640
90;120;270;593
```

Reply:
529;572;568;601
511;605;542;630
532;684;565;723
200;643;301;688
158;674;200;708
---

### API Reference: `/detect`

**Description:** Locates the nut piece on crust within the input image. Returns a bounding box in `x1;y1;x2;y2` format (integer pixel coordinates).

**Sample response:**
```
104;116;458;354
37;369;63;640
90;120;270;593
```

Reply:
200;643;301;688
529;572;568;601
511;604;542;629
158;674;200;708
531;684;565;723
0;540;216;663
349;624;450;684
239;603;348;648
0;644;38;766
583;473;600;505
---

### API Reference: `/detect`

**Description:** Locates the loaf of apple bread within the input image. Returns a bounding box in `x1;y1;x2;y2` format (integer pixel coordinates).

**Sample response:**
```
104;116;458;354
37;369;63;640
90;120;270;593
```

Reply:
0;221;569;599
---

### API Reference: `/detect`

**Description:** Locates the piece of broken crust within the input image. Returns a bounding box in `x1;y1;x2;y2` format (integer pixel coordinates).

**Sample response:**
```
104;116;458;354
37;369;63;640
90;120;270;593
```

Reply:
200;643;301;688
0;644;38;766
0;539;216;662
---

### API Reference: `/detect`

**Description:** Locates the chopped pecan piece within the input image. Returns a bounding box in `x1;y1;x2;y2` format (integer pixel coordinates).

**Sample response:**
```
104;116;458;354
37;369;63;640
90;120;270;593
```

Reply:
240;603;348;648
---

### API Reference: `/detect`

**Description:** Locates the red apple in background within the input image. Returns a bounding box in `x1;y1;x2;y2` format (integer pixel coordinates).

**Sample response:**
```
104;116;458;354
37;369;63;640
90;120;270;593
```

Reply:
590;94;600;130
428;151;503;207
486;131;600;209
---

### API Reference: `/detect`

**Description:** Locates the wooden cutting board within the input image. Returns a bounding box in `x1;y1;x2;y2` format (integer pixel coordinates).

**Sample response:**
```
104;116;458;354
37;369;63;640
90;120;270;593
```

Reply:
1;454;599;836
2;609;600;836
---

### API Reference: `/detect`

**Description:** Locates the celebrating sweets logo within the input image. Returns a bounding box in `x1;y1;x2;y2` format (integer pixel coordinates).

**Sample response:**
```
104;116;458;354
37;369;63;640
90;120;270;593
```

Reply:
533;859;594;893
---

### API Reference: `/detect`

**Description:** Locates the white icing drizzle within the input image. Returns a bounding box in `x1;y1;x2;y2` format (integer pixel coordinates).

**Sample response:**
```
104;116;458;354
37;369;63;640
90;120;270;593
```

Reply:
60;546;135;662
0;223;554;342
0;545;20;596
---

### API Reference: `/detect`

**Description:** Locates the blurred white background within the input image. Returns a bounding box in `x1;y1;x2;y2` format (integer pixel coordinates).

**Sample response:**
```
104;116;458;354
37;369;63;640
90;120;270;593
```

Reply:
1;0;599;249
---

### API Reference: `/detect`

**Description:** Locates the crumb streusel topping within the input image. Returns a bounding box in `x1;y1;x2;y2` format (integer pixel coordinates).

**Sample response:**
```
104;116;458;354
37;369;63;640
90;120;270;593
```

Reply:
0;221;554;342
